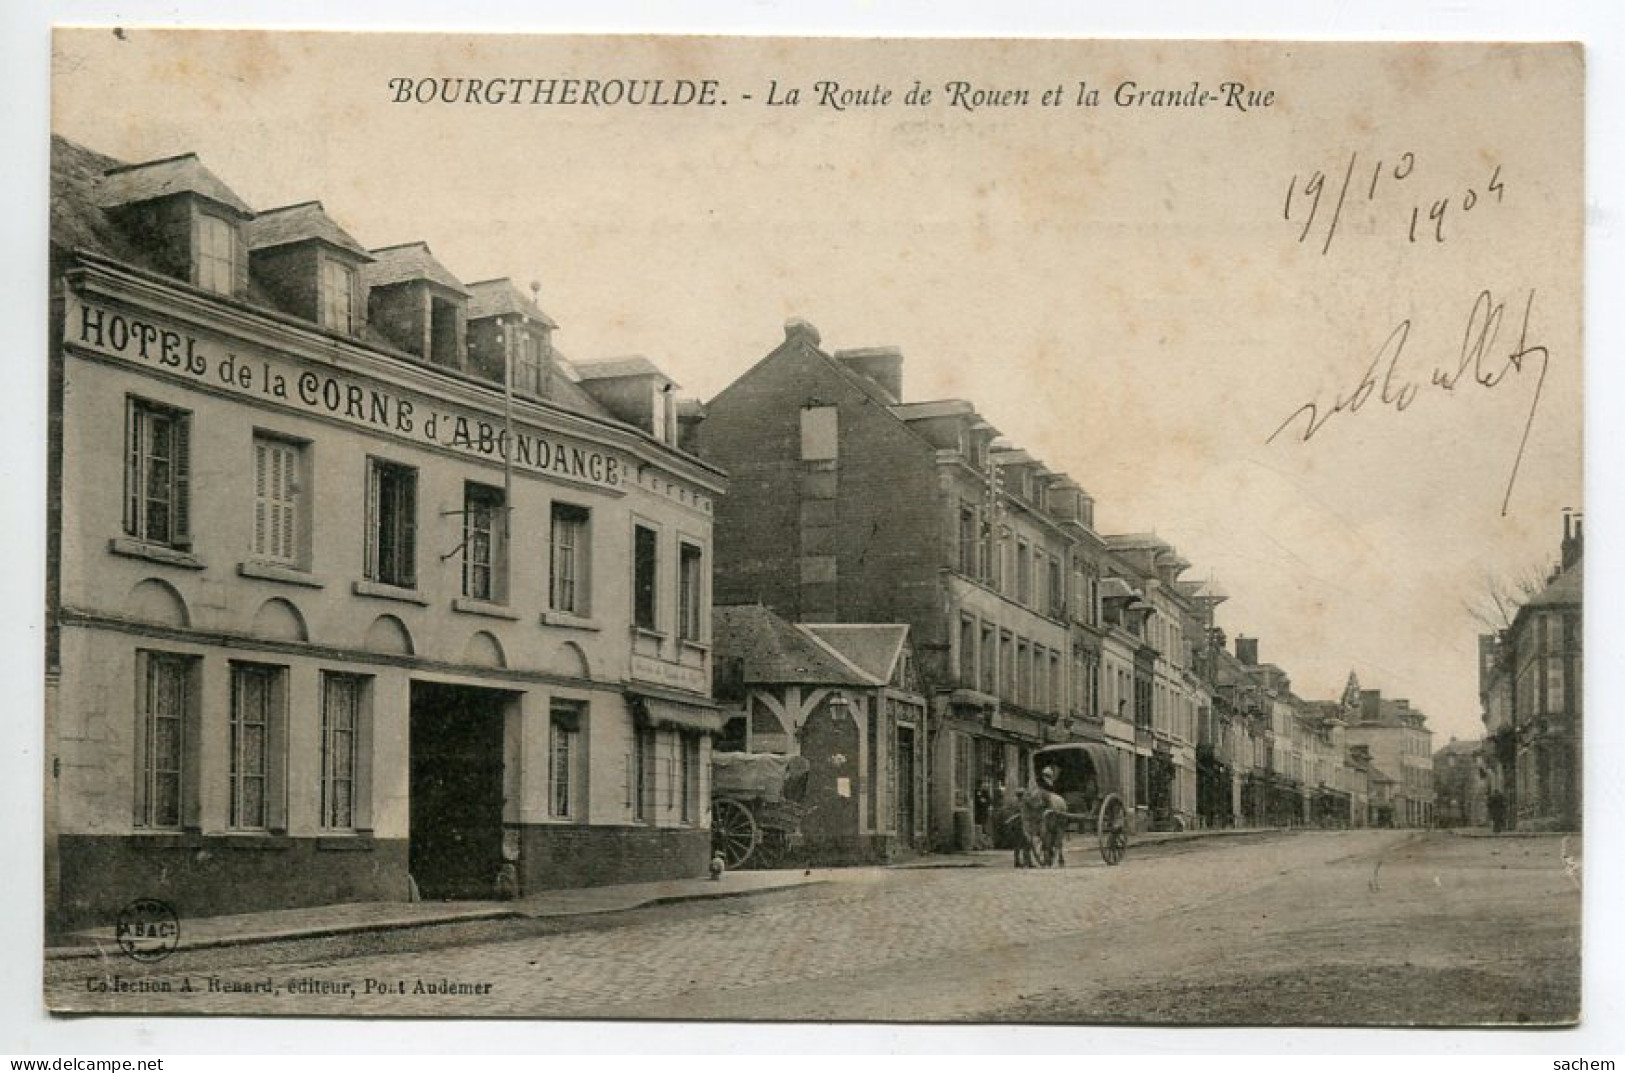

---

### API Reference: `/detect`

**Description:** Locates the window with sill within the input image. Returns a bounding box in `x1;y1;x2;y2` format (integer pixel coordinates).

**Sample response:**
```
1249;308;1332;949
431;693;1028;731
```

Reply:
958;614;976;686
196;212;242;297
678;541;704;643
252;435;306;568
979;623;996;694
320;673;371;831
319;258;357;334
549;503;590;616
365;458;417;589
429;296;461;367
229;662;288;832
515;330;546;397
549;700;584;819
462;482;507;603
630;724;657;821
1016;542;1032;606
680;731;700;824
134;651;199;830
957;503;977;576
125;397;192;551
633;524;659;632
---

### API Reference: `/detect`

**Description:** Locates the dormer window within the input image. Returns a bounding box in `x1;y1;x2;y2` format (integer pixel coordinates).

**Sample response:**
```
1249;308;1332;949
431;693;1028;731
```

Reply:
319;257;357;333
246;201;373;333
515;330;545;396
361;243;470;369
656;384;677;445
429;296;461;367
572;357;680;441
196;213;243;296
969;433;988;470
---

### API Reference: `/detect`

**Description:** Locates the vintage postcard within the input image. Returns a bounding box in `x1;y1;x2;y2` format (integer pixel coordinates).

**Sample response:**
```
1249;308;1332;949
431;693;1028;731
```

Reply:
43;30;1583;1025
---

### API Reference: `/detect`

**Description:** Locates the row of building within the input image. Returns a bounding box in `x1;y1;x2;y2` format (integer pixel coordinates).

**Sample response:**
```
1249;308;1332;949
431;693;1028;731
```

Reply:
44;133;1434;934
1473;515;1584;831
691;320;1437;862
1434;516;1584;834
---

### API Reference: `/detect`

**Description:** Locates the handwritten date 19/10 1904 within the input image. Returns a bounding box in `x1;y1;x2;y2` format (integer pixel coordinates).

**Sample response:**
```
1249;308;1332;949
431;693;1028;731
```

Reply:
1266;289;1550;516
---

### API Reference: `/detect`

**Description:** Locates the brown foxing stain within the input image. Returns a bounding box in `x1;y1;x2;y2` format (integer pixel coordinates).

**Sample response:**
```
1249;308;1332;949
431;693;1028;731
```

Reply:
1382;46;1442;95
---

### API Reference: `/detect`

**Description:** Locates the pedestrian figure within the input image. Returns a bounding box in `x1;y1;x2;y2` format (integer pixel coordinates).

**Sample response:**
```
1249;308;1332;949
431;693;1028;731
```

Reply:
1488;789;1506;833
1015;764;1067;868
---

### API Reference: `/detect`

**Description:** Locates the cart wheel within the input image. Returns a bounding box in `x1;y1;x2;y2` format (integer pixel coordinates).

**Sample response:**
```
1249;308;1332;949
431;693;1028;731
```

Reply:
755;831;788;870
711;798;759;870
1097;793;1128;866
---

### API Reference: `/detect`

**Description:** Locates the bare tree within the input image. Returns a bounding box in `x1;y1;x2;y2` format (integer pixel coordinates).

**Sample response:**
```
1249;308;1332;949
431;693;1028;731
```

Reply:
1463;561;1555;631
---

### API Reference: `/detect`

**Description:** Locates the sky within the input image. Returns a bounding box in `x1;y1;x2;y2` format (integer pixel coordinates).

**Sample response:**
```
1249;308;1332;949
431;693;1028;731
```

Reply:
49;30;1584;745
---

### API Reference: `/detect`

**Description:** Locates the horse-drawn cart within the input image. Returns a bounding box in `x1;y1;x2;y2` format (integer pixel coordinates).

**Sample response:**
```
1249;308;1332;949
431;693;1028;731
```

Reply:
1028;742;1130;865
710;752;811;870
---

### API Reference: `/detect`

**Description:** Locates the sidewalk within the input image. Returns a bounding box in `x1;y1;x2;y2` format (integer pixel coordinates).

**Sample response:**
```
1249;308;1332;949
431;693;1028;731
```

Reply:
47;870;825;961
46;826;1308;959
891;824;1295;868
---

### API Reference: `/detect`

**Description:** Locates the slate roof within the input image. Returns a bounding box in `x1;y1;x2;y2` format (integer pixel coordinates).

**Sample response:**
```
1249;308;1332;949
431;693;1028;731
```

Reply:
889;400;976;422
360;242;470;295
50;135;630;427
800;624;910;687
245;201;372;259
1099;577;1140;602
51;136;145;265
1525;562;1581;609
466;278;558;328
574;356;670;382
1105;533;1174;552
543;351;616;418
96;152;254;216
1207;646;1250;689
711;606;880;687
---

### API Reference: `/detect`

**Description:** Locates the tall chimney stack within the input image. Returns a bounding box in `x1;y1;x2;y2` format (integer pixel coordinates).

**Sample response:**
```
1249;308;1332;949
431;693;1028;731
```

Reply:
834;346;904;404
1561;510;1583;571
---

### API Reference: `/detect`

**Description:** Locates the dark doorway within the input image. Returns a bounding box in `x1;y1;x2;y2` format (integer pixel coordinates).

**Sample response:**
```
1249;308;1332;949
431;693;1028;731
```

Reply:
409;682;508;900
896;725;917;845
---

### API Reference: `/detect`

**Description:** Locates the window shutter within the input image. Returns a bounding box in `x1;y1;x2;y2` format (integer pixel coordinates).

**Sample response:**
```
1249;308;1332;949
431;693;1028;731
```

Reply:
125;401;141;537
266;442;297;563
364;462;380;579
132;653;150;826
253;441;268;556
171;414;192;547
267;670;288;832
624;752;633;811
400;471;417;587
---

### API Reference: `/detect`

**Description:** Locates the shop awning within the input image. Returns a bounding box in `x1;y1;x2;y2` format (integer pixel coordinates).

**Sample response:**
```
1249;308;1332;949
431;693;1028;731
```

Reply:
628;691;725;734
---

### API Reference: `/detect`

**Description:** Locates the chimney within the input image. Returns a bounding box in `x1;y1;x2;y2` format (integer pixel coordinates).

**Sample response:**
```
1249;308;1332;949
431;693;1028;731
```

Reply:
1561;510;1583;571
834;346;903;403
1359;689;1381;722
784;317;821;347
1235;635;1258;666
676;398;706;454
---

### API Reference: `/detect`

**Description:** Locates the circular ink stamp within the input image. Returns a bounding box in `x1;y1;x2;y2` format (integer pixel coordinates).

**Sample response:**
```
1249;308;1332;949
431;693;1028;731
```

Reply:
115;898;180;962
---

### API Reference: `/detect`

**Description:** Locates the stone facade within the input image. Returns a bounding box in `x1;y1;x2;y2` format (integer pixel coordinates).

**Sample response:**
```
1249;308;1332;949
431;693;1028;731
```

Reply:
46;135;724;934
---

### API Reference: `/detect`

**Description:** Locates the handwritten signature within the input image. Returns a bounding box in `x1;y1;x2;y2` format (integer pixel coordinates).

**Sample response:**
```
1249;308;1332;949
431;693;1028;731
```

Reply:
1266;288;1550;516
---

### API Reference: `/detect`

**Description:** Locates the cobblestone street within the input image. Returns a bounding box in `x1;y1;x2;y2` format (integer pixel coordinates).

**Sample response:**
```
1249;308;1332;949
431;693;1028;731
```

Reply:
46;830;1581;1024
